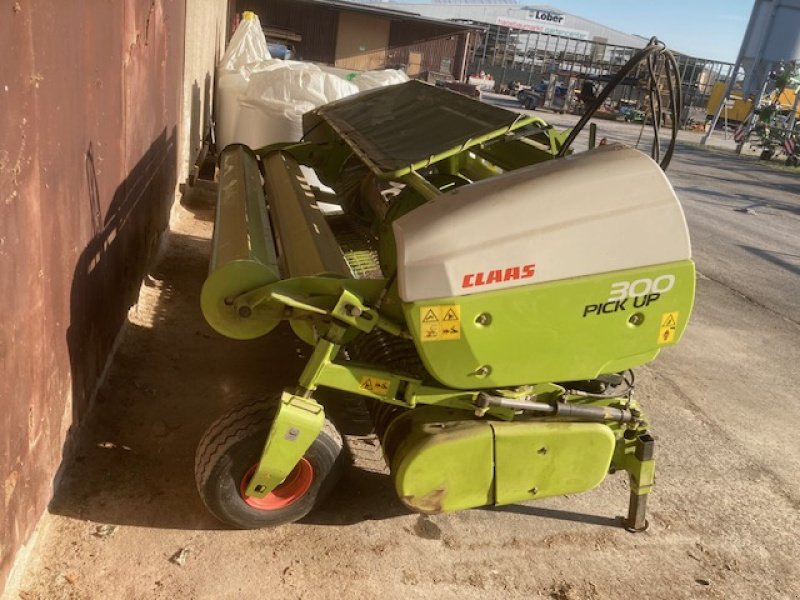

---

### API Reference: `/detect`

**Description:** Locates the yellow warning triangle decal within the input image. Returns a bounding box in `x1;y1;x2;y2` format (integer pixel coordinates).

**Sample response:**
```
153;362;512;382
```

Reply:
662;314;677;328
423;309;438;322
443;309;459;321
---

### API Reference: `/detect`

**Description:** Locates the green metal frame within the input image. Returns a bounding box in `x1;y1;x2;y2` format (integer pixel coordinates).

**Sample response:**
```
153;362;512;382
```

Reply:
242;285;655;519
214;90;663;521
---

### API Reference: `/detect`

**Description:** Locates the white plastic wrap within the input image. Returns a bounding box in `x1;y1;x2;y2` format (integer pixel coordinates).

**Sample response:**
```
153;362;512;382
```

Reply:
232;61;359;148
352;69;409;92
216;72;250;150
217;12;271;74
317;64;360;82
216;18;410;150
215;13;273;148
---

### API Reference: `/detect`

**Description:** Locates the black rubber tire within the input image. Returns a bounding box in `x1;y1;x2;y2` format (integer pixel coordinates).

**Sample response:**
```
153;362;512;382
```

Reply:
195;398;344;529
760;149;773;161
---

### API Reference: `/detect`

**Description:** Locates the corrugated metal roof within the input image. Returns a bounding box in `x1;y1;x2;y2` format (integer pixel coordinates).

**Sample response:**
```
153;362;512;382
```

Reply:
290;0;482;30
350;2;656;49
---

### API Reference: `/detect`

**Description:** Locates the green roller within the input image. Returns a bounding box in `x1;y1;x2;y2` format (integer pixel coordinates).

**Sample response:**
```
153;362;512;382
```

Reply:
200;144;281;339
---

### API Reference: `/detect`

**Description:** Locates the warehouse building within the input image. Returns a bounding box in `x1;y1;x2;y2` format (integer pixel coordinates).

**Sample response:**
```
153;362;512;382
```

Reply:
234;0;478;79
355;0;652;48
357;0;737;125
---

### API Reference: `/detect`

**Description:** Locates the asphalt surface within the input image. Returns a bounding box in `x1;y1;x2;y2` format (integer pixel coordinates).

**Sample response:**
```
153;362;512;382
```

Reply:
7;96;800;600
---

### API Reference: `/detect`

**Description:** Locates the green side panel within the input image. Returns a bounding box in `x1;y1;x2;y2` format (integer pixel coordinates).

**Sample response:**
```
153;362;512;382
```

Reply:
390;408;494;513
403;260;695;388
493;421;615;505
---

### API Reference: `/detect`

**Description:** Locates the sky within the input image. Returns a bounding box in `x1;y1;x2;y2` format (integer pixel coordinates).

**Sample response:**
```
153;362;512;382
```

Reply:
534;0;753;62
391;1;756;63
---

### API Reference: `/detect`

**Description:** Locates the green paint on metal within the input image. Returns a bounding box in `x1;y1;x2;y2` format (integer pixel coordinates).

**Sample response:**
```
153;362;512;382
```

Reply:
387;406;633;513
389;408;495;513
622;441;656;495
201;145;281;340
302;81;553;179
245;392;325;498
492;421;616;504
404;260;696;388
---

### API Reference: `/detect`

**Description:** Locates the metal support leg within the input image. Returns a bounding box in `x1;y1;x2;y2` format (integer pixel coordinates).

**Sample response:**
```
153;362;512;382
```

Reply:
625;488;649;532
244;392;325;498
624;432;655;533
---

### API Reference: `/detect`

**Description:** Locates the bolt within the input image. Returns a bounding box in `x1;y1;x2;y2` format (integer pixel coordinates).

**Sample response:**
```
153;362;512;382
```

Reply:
475;313;491;326
537;447;548;455
475;365;491;377
238;306;252;318
529;487;538;495
346;304;362;317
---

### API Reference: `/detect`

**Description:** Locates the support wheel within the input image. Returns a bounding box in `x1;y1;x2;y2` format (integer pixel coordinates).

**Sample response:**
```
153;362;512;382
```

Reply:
195;399;344;529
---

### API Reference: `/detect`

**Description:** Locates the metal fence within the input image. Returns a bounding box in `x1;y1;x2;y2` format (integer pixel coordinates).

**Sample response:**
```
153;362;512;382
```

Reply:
466;23;737;126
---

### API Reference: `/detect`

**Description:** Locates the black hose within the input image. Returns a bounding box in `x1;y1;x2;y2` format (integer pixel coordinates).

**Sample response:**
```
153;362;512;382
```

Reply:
557;37;683;171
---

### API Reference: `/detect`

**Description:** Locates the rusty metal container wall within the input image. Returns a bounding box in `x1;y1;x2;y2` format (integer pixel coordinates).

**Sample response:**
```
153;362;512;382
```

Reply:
0;1;185;592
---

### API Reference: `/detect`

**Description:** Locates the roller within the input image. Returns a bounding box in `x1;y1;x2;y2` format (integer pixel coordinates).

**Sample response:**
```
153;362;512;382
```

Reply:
200;144;281;340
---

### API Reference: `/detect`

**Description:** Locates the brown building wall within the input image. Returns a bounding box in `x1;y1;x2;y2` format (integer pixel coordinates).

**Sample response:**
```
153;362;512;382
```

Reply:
335;12;390;70
387;36;460;78
0;1;185;591
234;0;470;73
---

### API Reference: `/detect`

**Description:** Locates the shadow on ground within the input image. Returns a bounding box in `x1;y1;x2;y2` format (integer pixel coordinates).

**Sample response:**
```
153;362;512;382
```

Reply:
50;206;413;531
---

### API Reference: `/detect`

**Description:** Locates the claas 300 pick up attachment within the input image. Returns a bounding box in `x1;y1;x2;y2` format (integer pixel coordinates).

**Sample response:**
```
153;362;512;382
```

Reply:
194;74;693;532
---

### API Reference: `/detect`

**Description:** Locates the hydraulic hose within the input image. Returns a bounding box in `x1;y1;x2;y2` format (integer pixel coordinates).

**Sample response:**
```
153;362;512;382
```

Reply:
557;37;683;171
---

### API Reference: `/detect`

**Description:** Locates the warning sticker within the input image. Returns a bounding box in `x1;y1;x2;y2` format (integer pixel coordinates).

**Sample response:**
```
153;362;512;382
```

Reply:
420;305;461;342
657;311;679;344
359;376;391;396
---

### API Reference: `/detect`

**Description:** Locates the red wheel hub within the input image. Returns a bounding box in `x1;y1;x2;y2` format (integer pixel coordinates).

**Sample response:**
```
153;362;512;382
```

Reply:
240;459;314;510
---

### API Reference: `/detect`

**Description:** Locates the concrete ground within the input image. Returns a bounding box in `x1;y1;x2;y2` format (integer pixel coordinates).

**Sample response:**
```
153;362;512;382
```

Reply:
7;101;800;600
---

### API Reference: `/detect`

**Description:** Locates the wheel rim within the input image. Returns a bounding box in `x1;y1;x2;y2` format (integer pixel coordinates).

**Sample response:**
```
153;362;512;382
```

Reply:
239;459;314;510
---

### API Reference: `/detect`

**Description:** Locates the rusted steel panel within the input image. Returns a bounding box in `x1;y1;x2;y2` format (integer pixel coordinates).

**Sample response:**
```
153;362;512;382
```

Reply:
0;1;185;591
